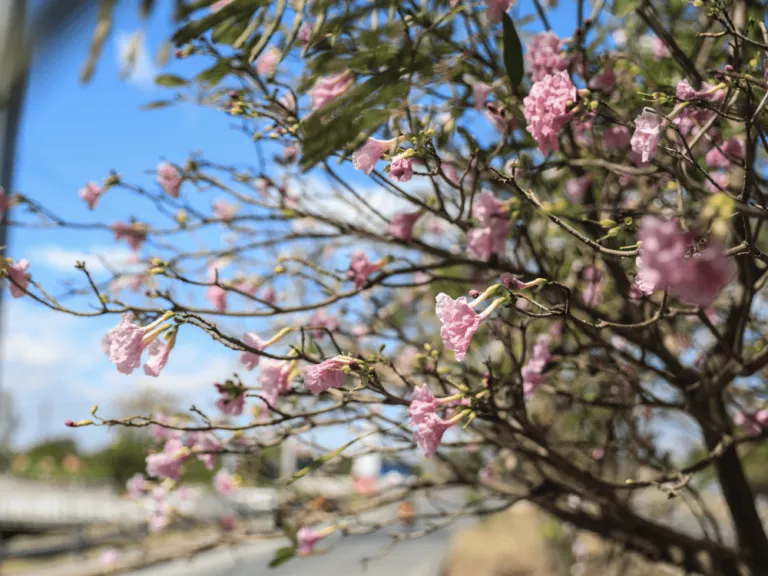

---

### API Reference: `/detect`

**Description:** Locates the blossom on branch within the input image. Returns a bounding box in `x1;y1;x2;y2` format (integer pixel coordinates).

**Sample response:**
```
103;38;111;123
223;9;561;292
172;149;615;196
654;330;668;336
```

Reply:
523;71;578;155
6;259;30;298
79;182;105;209
156;162;182;198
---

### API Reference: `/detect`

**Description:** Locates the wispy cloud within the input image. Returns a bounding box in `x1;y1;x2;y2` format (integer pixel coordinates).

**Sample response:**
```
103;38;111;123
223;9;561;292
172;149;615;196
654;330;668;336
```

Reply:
115;31;159;89
27;244;141;276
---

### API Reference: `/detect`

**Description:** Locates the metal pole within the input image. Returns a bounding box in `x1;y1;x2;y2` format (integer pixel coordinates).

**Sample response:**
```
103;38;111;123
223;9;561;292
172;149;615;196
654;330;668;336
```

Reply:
0;0;28;468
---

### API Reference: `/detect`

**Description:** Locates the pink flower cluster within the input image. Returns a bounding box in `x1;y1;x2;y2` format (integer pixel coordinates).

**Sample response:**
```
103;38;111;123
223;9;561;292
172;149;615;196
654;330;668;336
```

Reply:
6;259;30;298
734;410;768;436
521;334;552;398
523;71;577;155
408;385;457;457
112;222;146;252
256;47;280;76
389;154;414;182
310;70;353;110
706;138;744;169
214;381;246;416
526;32;569;82
435;293;485;361
79;182;105;209
259;358;294;406
103;313;176;376
157;162;182;198
347;251;382;290
352;137;395;175
240;332;264;370
676;80;725;103
486;0;515;23
309;309;340;339
467;191;510;260
635;217;736;306
302;356;353;393
630;110;664;164
389;210;422;241
214;469;237;496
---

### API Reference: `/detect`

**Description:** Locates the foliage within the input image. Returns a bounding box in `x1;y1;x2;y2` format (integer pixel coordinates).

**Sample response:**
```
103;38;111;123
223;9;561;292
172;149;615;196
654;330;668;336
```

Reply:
5;0;768;574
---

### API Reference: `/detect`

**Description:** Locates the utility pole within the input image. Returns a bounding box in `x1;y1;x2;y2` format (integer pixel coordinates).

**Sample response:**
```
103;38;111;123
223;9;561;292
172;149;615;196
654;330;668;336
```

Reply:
0;0;28;466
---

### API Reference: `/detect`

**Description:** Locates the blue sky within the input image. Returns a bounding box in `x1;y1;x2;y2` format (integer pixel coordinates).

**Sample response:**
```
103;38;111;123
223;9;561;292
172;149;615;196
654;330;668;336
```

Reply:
0;0;641;453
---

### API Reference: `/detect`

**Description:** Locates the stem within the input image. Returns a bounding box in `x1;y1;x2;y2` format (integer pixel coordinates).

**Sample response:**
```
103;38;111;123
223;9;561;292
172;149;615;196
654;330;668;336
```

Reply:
469;283;501;308
263;326;293;348
479;297;506;319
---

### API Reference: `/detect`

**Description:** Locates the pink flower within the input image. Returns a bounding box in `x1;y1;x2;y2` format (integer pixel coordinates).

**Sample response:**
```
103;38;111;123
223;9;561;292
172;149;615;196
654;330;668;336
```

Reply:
472;190;504;226
126;473;147;499
79;182;104;209
347;251;380;290
523;71;577;155
630;110;663;163
220;515;237;532
467;226;507;260
302;356;351;393
148;486;172;532
143;331;176;377
146;438;187;480
466;191;509;260
389;210;422;241
651;37;670;58
582;265;604;306
207;284;228;312
211;0;233;11
309;70;353;110
390;154;414;182
408;385;439;425
111;222;146;252
676;80;725;103
309;309;340;339
734;410;768;436
259;358;294;406
213;199;239;222
636;217;736;306
215;382;246;416
6;259;30;298
565;175;591;202
435;293;485;361
467;78;492;109
104;313;171;375
486;0;515;24
194;433;220;470
214;469;236;496
352;138;398;175
256;47;280;76
240;332;264;370
588;66;616;92
261;286;276;304
521;334;552;398
156;162;182;198
151;412;174;442
234;277;259;296
101;549;119;567
298;22;313;45
604;125;631;149
413;412;453;457
297;527;325;555
526;32;568;82
706;138;744;169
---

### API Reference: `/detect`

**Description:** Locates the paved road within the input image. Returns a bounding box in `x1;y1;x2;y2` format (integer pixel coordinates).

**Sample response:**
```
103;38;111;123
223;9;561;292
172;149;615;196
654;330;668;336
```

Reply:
125;528;460;576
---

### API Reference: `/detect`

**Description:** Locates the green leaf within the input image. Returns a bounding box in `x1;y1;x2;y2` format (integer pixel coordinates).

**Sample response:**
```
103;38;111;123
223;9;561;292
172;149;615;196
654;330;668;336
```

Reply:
612;0;638;17
501;14;524;88
196;61;231;87
282;521;298;545
141;99;175;110
268;546;296;568
155;74;188;87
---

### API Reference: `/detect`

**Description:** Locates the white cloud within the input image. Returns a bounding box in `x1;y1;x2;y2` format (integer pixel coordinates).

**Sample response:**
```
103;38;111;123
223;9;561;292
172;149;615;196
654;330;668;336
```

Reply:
116;30;159;89
27;244;141;276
